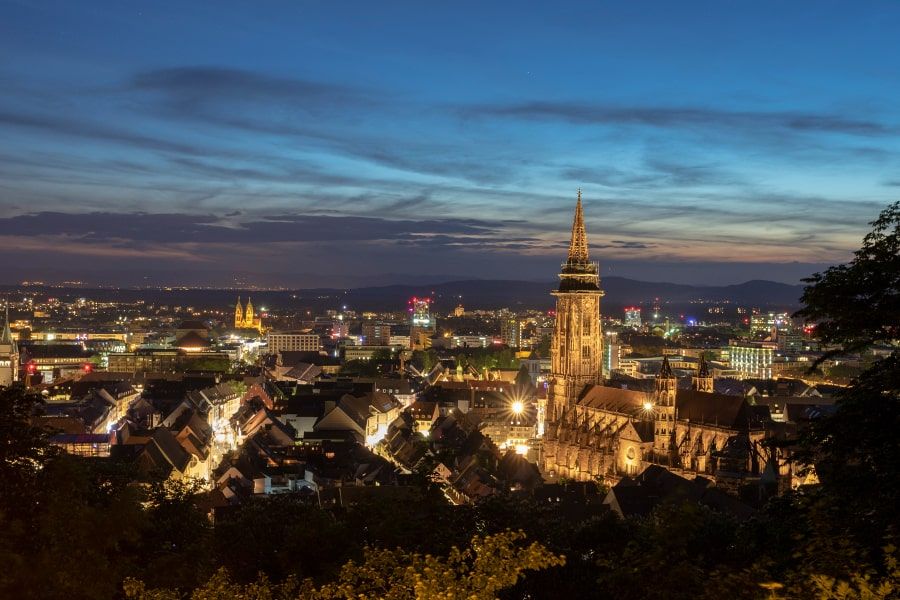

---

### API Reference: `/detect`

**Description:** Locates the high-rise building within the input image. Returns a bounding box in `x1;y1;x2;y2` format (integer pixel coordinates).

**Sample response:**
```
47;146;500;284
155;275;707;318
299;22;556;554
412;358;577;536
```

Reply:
624;306;642;328
548;190;604;422
0;307;19;386
362;323;392;345
409;297;434;350
603;331;621;376
500;315;522;348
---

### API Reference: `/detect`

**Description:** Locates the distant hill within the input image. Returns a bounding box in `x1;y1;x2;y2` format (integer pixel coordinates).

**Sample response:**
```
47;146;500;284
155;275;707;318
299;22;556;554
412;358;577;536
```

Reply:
0;277;804;312
309;277;805;311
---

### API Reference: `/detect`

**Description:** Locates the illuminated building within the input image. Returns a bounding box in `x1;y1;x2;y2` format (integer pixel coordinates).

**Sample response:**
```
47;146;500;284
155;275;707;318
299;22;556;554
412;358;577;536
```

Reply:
542;191;783;488
603;331;621;376
18;343;94;383
362;323;392;345
267;331;321;354
728;340;776;379
624;307;642;328
0;307;19;386
548;190;604;422
450;335;489;349
410;297;432;327
409;297;434;350
750;312;791;336
500;315;522;348
453;303;465;317
234;296;264;332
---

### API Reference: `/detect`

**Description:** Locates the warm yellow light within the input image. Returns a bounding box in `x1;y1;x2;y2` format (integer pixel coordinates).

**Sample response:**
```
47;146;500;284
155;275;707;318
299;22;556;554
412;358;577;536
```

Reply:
515;444;529;455
511;400;524;415
642;401;654;411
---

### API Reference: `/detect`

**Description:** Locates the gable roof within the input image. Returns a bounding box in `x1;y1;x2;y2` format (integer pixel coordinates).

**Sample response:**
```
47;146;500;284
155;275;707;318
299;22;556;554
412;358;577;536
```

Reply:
577;385;646;416
675;390;758;430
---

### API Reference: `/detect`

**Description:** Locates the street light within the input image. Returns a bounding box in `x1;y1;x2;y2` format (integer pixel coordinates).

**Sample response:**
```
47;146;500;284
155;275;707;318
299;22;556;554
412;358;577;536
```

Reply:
511;400;524;415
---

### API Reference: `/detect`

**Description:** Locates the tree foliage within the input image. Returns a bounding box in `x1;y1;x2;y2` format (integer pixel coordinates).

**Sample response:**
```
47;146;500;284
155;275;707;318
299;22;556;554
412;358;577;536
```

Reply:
123;531;564;600
795;201;899;360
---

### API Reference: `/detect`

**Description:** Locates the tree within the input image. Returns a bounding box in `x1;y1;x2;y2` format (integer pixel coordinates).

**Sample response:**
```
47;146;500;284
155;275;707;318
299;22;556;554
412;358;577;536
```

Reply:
782;202;900;590
795;201;899;362
0;385;57;519
123;531;564;600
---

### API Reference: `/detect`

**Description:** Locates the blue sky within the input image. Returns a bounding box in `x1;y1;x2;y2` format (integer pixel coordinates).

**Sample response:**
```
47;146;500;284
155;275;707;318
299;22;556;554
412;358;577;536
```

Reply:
1;1;898;287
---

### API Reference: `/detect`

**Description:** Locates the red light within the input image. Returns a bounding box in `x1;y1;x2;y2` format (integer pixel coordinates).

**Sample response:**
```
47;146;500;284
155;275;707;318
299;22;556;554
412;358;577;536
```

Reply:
26;362;36;375
82;363;92;373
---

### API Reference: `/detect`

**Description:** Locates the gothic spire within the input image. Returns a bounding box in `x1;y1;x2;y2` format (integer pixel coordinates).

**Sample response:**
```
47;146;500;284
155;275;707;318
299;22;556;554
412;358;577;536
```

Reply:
567;189;589;264
697;354;710;378
658;355;674;379
1;306;12;345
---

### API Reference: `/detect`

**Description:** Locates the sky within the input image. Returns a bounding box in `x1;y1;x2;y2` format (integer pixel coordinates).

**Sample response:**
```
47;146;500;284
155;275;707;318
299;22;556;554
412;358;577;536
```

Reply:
1;1;899;288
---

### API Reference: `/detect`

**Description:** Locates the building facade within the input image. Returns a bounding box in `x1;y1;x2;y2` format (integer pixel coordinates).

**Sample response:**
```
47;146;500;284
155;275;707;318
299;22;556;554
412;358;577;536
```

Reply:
267;331;321;354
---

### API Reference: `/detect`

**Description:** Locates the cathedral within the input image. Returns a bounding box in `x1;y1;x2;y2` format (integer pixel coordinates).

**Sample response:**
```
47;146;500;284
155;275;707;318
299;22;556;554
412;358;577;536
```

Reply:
0;307;18;386
234;297;263;332
541;193;776;489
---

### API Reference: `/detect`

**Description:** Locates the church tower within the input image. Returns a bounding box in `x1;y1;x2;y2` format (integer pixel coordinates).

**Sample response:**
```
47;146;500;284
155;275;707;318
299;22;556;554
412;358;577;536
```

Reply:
244;297;255;328
693;354;714;393
653;356;677;459
548;190;604;421
234;297;245;329
0;306;19;387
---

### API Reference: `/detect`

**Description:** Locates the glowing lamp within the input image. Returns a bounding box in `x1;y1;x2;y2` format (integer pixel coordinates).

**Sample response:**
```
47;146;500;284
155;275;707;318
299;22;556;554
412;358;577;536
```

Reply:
511;400;524;415
642;401;654;412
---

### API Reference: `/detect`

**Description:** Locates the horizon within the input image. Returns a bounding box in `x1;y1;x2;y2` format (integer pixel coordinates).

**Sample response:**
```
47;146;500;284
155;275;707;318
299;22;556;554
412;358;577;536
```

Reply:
3;273;807;293
3;2;898;286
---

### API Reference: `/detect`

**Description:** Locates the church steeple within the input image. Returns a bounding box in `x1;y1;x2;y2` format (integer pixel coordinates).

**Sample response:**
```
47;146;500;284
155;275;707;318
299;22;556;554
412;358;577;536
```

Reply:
693;354;714;393
245;297;254;323
0;305;19;386
547;190;605;423
567;189;589;265
1;306;12;345
234;297;244;328
653;355;677;459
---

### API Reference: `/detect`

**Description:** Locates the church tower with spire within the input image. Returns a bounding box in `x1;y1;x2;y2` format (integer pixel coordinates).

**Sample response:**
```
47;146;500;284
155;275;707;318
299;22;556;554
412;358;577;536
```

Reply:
548;190;604;422
234;297;245;329
653;356;677;459
693;354;714;393
244;297;255;327
0;306;19;386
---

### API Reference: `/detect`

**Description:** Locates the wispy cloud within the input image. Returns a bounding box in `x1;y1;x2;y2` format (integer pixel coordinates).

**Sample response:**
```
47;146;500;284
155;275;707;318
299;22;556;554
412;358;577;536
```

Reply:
463;102;895;136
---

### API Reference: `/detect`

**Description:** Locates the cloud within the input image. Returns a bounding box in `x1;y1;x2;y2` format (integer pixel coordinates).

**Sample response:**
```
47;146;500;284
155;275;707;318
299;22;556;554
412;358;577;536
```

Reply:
0;109;211;155
0;211;508;244
464;102;894;136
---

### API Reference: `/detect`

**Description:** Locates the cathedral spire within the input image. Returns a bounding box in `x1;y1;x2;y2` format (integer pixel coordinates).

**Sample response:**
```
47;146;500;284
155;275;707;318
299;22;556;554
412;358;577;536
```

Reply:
697;354;710;378
658;355;674;380
1;306;12;345
567;189;589;265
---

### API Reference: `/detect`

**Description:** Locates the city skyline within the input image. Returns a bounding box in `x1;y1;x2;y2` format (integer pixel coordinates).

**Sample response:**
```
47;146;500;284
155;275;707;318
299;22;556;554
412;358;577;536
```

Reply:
3;2;900;286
